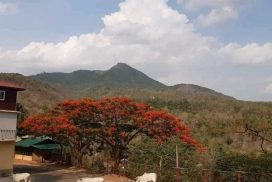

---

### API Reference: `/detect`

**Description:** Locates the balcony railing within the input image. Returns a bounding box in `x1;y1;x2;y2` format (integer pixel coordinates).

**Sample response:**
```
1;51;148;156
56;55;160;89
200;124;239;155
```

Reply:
0;130;16;141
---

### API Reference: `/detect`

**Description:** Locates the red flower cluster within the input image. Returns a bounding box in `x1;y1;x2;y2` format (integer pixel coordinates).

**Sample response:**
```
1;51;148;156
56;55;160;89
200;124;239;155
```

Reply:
22;115;77;137
22;97;206;155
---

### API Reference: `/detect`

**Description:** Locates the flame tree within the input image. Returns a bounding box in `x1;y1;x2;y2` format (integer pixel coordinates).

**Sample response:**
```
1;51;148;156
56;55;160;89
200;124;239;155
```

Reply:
22;98;205;171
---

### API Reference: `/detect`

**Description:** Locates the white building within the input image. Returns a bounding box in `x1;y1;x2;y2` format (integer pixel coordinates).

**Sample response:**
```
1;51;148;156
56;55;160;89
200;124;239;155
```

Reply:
0;81;25;177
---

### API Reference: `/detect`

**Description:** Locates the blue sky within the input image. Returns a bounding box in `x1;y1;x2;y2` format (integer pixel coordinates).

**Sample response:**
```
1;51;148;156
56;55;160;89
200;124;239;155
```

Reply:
1;0;272;48
0;0;122;48
1;0;272;101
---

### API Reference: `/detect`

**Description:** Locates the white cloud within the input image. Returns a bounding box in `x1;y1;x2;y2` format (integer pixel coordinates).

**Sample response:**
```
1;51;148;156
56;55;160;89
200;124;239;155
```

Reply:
179;0;246;27
265;83;272;94
181;0;242;11
0;0;272;100
220;43;272;65
1;0;217;73
0;2;17;14
264;77;272;94
196;6;238;27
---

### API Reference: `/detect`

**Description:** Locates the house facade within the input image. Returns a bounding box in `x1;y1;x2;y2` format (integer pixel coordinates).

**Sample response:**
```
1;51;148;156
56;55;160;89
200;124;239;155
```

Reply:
0;82;25;177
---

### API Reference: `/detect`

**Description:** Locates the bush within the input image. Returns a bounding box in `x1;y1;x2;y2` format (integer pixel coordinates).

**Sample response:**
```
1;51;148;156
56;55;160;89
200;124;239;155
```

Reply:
126;138;208;182
215;153;272;181
89;159;106;173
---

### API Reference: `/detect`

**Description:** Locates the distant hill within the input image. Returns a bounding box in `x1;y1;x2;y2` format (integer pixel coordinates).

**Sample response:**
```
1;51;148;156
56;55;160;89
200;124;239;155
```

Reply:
30;63;166;91
171;84;234;100
0;73;67;114
30;63;230;100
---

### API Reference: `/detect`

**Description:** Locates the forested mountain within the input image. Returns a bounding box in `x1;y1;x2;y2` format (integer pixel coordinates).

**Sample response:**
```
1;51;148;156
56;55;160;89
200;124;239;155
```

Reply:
30;63;165;90
1;63;271;155
30;63;229;99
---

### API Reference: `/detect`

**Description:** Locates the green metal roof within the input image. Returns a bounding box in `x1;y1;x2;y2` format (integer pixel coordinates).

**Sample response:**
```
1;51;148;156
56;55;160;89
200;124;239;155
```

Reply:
32;144;60;150
16;137;49;148
16;137;60;151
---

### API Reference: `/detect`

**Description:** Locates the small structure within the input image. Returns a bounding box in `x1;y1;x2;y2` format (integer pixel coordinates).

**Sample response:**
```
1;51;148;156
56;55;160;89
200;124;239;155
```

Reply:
15;136;60;162
0;81;25;177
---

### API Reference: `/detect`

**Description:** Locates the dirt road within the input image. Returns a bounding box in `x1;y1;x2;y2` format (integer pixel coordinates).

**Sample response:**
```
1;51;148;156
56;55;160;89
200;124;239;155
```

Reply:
13;160;133;182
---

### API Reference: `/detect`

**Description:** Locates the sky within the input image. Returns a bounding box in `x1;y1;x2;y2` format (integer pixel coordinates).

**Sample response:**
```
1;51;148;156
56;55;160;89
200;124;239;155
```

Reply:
0;0;272;101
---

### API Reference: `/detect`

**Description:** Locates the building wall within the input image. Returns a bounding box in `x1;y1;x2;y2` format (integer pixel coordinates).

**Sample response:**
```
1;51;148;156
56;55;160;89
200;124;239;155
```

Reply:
14;154;33;161
0;141;15;177
15;151;47;163
15;149;60;163
0;111;17;141
0;111;18;177
0;89;17;111
32;150;43;162
0;111;17;131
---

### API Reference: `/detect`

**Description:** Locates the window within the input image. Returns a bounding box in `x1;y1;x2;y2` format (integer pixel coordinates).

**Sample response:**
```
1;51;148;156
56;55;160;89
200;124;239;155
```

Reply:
0;90;5;101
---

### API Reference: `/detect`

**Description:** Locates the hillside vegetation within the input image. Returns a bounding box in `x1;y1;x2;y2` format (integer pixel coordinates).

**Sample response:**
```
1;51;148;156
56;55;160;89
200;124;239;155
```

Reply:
1;63;272;155
29;63;165;93
0;73;67;114
30;63;229;99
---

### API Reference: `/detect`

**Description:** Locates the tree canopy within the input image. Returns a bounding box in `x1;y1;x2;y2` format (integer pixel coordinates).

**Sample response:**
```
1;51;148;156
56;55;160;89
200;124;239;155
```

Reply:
22;97;204;171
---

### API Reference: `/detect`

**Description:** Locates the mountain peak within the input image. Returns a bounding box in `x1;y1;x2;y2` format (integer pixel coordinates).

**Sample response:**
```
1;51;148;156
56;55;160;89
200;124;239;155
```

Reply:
110;62;134;70
30;62;166;90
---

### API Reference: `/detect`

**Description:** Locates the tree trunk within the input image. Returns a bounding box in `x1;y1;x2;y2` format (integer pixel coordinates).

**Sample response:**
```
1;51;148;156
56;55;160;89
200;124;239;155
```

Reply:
111;147;120;174
112;157;120;174
60;144;64;163
78;153;83;168
71;147;83;168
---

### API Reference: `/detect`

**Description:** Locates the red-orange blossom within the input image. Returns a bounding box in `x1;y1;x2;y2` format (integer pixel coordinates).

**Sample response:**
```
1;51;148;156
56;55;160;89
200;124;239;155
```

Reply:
22;97;205;171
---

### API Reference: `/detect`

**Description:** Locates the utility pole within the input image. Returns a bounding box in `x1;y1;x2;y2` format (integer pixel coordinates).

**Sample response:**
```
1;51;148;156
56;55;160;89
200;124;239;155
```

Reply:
176;145;180;182
159;156;162;180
